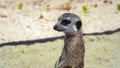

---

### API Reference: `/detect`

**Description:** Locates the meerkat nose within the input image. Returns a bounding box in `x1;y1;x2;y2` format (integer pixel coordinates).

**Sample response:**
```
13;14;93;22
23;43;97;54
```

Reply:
54;25;57;30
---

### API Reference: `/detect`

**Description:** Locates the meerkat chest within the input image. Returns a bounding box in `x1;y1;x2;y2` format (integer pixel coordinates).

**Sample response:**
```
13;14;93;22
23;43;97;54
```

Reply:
62;38;84;66
64;38;83;58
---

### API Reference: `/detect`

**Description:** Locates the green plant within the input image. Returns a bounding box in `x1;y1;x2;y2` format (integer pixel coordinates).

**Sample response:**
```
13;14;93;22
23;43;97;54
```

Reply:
117;4;120;11
17;3;23;9
83;5;89;14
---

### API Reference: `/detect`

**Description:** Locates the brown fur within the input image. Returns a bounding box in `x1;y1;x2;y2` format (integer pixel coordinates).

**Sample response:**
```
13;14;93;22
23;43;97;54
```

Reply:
54;33;85;68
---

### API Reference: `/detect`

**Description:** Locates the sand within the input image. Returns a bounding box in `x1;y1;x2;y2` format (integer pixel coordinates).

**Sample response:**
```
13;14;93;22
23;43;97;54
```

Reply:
0;0;120;68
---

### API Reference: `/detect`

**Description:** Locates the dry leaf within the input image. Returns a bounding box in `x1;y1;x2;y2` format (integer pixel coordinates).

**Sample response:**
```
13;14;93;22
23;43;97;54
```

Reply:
22;49;26;53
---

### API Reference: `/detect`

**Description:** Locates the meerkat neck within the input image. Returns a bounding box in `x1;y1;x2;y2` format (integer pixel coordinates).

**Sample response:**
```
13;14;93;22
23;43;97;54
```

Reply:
65;32;83;40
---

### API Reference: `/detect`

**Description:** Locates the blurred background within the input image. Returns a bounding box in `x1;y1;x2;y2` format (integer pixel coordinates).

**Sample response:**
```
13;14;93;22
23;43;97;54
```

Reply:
0;0;120;68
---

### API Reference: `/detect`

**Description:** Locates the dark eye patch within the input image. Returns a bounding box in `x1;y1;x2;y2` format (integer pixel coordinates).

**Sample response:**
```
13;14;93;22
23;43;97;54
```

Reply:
61;19;71;26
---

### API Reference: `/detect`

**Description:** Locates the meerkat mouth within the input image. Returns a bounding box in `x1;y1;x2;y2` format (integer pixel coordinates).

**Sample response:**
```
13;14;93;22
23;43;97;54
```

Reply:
56;29;63;31
56;29;66;31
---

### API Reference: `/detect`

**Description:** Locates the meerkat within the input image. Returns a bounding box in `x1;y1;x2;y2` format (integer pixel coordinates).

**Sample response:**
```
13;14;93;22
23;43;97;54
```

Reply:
53;13;85;68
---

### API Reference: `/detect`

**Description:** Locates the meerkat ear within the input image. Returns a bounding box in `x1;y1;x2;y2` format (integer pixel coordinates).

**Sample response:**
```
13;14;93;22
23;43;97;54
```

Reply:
76;20;82;31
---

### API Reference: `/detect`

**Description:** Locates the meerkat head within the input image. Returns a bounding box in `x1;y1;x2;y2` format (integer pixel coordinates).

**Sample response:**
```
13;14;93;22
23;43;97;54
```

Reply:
54;13;82;35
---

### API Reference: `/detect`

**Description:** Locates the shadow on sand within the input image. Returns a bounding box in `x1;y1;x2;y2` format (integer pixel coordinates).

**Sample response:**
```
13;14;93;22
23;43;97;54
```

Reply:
0;28;120;47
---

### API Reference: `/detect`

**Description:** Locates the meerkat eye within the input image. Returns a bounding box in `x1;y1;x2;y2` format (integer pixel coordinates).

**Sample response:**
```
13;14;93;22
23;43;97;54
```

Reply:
61;19;71;26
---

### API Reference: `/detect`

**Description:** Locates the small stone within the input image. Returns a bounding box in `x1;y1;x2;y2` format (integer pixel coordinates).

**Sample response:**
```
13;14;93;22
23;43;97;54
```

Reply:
39;15;44;19
109;1;113;4
103;0;108;3
94;3;98;8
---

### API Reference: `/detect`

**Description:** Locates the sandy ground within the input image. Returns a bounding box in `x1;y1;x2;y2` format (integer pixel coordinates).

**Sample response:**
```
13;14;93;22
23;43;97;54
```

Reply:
0;0;120;68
